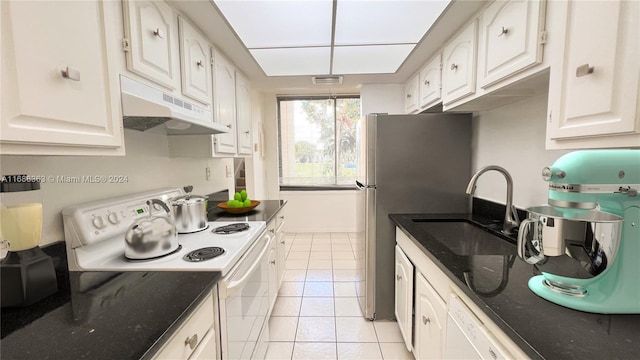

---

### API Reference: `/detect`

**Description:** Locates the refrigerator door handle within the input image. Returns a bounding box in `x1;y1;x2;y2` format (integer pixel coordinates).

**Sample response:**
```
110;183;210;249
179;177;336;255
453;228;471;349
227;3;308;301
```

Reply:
356;180;376;190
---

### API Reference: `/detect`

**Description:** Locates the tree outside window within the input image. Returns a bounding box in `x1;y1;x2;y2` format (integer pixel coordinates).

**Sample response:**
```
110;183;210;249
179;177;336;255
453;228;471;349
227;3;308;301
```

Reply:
278;96;361;187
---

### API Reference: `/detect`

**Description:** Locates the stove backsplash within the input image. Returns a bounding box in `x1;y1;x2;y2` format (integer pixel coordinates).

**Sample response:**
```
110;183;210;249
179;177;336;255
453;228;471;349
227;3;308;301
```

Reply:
0;129;234;250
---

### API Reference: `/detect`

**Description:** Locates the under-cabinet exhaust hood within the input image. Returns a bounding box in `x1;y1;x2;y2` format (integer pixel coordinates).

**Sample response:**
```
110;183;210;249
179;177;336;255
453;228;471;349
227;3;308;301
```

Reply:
120;76;229;135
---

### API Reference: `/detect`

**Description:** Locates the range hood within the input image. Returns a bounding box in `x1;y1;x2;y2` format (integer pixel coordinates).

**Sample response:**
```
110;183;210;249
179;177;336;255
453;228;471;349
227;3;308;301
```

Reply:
120;76;229;135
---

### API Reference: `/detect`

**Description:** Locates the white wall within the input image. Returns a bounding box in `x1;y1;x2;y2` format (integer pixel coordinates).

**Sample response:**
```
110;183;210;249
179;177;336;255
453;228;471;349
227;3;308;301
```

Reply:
0;129;234;247
280;191;360;233
361;84;405;115
471;91;570;208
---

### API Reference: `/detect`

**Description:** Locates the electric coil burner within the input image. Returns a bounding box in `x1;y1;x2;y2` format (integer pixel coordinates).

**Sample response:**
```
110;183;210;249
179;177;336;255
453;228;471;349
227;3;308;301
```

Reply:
212;223;250;234
184;247;225;262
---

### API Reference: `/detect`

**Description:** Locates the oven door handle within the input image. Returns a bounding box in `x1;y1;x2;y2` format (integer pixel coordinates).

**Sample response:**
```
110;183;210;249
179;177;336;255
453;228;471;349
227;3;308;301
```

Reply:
226;235;271;294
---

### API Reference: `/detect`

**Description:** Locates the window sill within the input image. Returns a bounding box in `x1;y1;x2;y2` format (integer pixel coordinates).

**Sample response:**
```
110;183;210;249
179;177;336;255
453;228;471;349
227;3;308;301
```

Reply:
279;185;357;191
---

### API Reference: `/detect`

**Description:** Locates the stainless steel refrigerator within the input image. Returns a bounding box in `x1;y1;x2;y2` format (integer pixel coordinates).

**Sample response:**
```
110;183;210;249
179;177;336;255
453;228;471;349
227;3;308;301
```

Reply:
355;113;472;320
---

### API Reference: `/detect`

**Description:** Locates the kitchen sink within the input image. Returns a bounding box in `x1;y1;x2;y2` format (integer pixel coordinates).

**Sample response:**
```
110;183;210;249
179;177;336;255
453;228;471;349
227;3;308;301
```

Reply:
410;219;516;255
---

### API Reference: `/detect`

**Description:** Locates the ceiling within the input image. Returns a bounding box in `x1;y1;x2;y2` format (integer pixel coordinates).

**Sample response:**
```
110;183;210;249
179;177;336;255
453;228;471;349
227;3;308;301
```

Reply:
169;0;487;93
212;0;450;77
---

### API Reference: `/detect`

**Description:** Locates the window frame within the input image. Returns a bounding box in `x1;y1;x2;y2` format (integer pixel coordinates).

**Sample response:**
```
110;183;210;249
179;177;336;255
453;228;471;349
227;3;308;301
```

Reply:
277;94;361;191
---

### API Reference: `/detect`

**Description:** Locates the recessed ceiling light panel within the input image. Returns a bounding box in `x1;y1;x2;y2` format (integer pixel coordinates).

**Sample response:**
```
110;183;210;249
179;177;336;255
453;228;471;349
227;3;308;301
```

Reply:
214;0;333;48
334;0;451;46
332;44;415;74
250;47;331;76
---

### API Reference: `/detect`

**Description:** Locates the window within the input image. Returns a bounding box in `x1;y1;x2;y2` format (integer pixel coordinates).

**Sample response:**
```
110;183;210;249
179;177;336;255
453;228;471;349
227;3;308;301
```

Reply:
278;96;361;189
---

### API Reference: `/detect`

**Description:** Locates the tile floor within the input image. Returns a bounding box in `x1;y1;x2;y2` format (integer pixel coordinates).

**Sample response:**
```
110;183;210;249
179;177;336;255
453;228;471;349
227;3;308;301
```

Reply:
265;232;414;360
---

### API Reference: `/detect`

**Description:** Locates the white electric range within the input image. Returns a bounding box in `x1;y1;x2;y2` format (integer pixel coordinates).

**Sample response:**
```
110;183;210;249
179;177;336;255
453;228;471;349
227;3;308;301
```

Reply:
62;188;273;360
61;187;266;276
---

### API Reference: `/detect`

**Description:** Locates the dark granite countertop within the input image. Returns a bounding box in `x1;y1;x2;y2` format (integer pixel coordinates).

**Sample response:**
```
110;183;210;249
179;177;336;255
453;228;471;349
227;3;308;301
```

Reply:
390;213;640;360
1;243;221;360
208;199;287;224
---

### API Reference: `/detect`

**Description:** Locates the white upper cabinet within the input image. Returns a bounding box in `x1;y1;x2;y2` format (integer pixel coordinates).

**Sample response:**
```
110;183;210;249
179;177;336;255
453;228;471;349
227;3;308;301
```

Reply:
235;71;252;155
0;0;123;155
477;0;546;89
442;20;478;106
122;0;180;91
178;16;212;106
213;50;237;154
419;53;443;110
404;74;420;114
546;0;640;148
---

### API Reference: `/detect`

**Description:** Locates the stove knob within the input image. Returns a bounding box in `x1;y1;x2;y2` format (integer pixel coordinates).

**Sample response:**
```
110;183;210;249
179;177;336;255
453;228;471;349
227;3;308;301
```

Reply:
92;216;107;229
107;212;120;225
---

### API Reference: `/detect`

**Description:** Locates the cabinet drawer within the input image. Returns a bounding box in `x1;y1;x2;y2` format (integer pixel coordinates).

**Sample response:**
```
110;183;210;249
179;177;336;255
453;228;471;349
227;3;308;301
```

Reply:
153;292;215;360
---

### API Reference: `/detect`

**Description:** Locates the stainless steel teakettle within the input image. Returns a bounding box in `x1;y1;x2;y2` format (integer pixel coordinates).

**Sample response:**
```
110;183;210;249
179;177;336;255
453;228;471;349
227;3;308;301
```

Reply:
125;199;179;260
170;186;208;234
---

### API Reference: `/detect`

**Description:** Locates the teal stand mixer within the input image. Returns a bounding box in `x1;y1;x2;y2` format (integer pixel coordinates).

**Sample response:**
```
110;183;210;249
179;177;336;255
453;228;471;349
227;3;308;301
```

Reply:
517;149;640;313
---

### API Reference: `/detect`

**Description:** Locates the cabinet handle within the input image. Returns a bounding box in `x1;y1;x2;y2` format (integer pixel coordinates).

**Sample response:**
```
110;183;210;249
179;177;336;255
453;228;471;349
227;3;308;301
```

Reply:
450;63;458;71
422;316;430;325
406;94;412;99
185;334;198;350
226;124;232;129
153;28;165;39
424;80;430;86
270;260;276;265
498;26;509;37
396;275;402;281
280;241;286;244
196;60;204;68
61;67;80;81
245;131;250;135
269;229;275;234
576;64;595;77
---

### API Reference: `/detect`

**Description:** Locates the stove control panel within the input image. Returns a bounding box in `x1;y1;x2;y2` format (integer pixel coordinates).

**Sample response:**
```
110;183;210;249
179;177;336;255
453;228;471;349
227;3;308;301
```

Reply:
62;188;183;248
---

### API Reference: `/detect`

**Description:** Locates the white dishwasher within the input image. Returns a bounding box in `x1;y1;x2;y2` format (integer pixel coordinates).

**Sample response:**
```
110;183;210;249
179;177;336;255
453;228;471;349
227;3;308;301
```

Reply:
443;294;509;360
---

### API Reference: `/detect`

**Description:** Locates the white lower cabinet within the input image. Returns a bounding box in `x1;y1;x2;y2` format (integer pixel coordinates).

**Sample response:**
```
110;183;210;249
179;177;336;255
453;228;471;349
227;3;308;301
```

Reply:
267;223;278;310
275;212;287;285
394;245;414;352
415;272;447;360
395;227;528;359
153;289;216;360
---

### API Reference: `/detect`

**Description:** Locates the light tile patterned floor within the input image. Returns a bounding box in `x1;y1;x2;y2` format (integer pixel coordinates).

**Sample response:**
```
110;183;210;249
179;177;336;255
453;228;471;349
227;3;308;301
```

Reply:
266;233;414;360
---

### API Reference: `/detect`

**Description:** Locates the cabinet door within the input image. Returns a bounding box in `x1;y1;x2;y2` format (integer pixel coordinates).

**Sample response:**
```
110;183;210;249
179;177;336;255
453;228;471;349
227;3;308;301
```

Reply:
235;71;253;155
419;54;443;110
394;245;414;352
276;215;286;286
267;234;278;309
415;273;447;360
547;0;640;140
442;20;478;105
213;51;237;154
404;75;419;113
179;17;212;106
122;0;179;90
0;1;122;153
478;0;545;88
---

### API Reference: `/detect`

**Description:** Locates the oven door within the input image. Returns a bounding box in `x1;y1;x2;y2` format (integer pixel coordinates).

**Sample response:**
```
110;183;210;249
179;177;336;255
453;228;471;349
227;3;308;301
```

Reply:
218;230;271;360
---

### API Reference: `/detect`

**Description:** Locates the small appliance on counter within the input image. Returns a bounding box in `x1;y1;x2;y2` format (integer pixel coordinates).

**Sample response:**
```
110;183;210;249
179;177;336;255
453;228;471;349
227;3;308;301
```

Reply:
0;175;57;307
169;185;208;233
517;150;640;313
